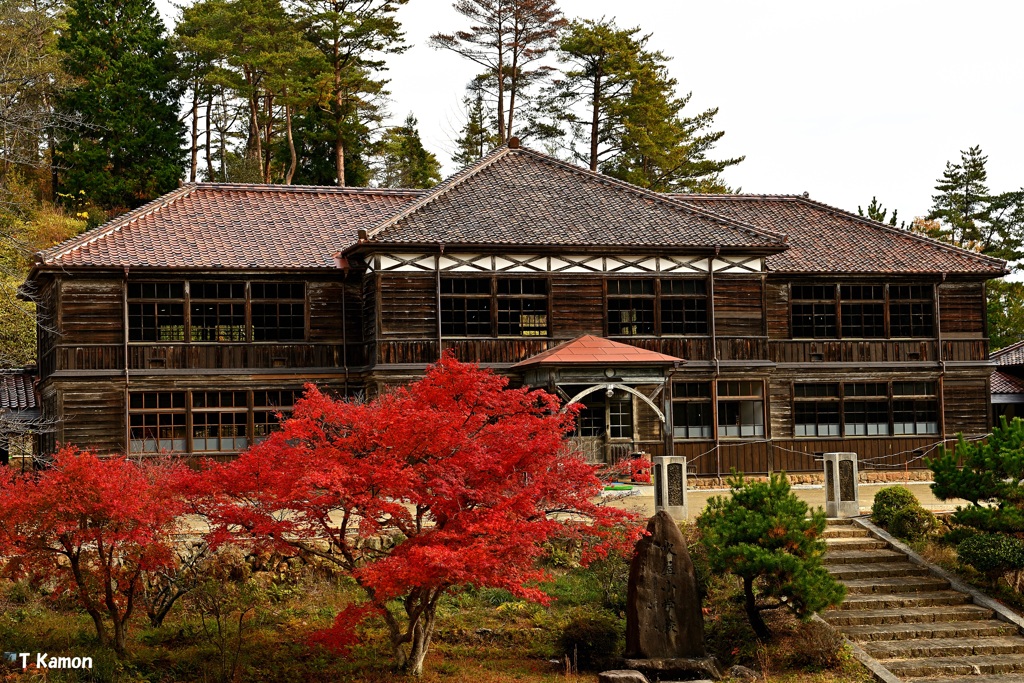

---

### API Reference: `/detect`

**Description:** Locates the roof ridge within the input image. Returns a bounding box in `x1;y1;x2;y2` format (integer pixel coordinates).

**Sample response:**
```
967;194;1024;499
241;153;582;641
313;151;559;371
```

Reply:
791;195;1008;272
40;184;197;265
364;146;513;240
513;147;788;245
191;182;424;196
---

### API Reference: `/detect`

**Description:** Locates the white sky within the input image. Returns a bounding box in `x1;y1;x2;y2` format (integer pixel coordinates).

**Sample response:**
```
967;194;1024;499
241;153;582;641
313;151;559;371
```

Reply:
155;0;1023;221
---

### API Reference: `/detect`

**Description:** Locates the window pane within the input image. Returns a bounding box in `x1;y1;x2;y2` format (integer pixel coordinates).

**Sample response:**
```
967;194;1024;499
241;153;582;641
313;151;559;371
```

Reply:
718;399;764;438
841;302;885;337
794;402;840;437
609;397;633;439
661;298;708;335
844;400;890;436
673;401;712;438
608;298;655;336
496;281;548;336
441;296;492;336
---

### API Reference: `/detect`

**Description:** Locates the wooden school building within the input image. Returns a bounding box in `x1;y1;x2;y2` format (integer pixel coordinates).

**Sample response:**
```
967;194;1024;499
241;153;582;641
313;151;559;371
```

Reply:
20;140;1006;477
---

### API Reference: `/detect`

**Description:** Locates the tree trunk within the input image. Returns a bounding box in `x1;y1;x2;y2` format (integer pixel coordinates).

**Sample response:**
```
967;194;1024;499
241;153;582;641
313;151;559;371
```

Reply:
189;85;200;182
590;68;602;171
743;576;771;642
404;603;437;677
333;41;346;187
285;103;296;185
496;39;506;142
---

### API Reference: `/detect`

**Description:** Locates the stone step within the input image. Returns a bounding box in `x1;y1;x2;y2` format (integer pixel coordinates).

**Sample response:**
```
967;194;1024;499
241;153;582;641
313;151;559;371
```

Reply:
841;619;1018;643
826;518;856;526
823;527;871;538
835;590;969;611
825;537;890;551
823;549;907;565
822;604;993;627
842;576;950;594
864;636;1024;659
886;653;1024;677
827;561;930;581
912;676;1024;683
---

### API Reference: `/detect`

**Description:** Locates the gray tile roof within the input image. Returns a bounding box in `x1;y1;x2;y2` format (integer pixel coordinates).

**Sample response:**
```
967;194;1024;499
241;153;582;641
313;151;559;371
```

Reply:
0;371;36;411
992;340;1024;366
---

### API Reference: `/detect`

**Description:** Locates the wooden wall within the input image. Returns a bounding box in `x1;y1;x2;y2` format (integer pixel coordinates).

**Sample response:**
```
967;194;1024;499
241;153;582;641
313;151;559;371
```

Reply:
939;282;985;338
58;381;125;455
714;275;764;337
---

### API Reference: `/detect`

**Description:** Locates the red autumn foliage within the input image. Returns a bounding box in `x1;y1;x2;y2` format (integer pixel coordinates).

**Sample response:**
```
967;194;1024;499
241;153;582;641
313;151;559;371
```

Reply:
192;352;640;675
0;447;185;656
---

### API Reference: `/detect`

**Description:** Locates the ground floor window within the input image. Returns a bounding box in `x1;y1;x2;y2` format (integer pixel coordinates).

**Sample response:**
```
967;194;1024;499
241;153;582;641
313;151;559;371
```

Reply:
672;382;713;438
129;389;298;454
718;381;765;438
792;380;939;438
793;383;840;436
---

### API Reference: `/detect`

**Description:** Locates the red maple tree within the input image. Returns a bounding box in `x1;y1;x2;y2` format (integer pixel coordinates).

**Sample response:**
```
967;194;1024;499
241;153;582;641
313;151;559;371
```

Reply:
194;353;639;675
0;448;185;656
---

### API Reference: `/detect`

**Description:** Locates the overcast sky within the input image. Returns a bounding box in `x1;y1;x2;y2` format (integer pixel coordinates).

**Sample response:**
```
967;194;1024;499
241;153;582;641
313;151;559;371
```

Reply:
155;0;1023;221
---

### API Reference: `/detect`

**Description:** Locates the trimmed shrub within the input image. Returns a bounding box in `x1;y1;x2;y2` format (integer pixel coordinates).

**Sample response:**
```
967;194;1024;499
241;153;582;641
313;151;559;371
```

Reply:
871;485;919;527
889;506;937;542
558;610;623;671
784;619;847;671
957;533;1024;580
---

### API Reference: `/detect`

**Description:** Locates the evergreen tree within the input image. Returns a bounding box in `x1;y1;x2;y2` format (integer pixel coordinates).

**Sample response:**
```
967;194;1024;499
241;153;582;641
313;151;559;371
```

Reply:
927;145;991;249
55;0;185;211
374;114;441;188
858;196;900;227
430;0;566;143
452;87;496;167
987;279;1024;351
697;473;845;641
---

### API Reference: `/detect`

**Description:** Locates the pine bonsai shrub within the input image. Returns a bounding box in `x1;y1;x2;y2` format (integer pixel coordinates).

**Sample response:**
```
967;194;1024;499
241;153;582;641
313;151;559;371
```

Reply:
697;473;845;641
871;485;919;527
956;533;1024;582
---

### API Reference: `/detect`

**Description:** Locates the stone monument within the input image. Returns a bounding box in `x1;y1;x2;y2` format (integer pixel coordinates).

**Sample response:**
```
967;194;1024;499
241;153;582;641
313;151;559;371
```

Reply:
652;455;687;520
623;511;721;680
823;452;859;518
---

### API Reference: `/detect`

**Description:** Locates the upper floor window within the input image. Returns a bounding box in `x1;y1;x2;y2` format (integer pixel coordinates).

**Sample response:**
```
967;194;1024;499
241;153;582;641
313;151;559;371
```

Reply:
190;282;245;342
128;283;185;342
607;278;707;337
791;283;935;339
252;283;305;341
440;277;549;337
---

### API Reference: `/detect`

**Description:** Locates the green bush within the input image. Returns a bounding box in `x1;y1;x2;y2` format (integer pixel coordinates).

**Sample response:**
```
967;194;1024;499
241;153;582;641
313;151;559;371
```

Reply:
558;610;623;671
871;485;919;527
889;505;937;542
957;533;1024;579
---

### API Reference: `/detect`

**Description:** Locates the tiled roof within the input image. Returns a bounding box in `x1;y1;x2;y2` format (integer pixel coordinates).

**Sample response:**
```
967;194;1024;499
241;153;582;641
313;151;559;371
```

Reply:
39;184;421;269
992;340;1024;366
992;370;1024;395
0;371;36;411
512;335;683;368
358;146;787;251
675;195;1006;275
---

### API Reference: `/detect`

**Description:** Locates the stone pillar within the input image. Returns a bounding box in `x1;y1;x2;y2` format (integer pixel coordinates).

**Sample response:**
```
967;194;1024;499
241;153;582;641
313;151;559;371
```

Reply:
653;456;687;520
823;452;859;518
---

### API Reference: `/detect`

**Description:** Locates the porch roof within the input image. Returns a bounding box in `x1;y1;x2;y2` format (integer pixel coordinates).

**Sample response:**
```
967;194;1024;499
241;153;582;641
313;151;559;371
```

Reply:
511;335;683;369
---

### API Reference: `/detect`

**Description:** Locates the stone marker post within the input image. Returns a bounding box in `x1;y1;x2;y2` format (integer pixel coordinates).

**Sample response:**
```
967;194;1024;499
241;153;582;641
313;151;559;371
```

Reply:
823;452;859;518
652;456;687;520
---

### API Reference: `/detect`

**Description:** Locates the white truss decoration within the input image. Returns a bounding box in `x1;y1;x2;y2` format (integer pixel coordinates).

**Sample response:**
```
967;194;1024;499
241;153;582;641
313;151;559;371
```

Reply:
375;253;763;274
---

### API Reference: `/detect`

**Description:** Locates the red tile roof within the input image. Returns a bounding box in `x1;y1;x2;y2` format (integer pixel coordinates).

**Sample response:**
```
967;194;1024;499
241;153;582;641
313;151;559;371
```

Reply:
512;335;683;368
358;146;787;251
992;370;1024;395
0;371;36;411
992;340;1024;367
39;184;421;269
675;195;1005;275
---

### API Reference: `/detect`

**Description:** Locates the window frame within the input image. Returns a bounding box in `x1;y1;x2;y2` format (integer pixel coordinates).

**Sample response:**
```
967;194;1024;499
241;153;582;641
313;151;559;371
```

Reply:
793;383;841;437
791;380;940;438
439;276;551;338
128;391;187;454
789;282;936;340
606;277;709;338
671;381;713;439
127;282;186;342
717;380;765;439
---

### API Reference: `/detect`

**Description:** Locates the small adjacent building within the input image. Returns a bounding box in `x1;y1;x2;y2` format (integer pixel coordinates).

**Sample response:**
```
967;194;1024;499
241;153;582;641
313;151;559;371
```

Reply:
0;369;39;470
20;142;1006;476
991;340;1024;424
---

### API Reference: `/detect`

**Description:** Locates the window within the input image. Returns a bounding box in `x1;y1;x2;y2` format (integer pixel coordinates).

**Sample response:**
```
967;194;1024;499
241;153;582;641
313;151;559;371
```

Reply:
252;283;305;341
607;279;655;336
791;285;837;338
661;280;708;335
192;391;249;452
793;383;840;436
497;279;548;336
253;389;297;442
890;285;934;338
128;282;185;341
718;380;764;438
190;282;245;342
843;383;890;436
672;382;712;438
892;382;939;435
129;391;186;453
608;394;634;439
840;285;885;338
440;278;491;336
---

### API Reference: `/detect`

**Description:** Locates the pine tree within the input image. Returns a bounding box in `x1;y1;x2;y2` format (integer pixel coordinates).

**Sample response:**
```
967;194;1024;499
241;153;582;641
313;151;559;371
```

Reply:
452;88;495;167
430;0;566;143
697;473;845;641
858;196;900;227
56;0;185;211
927;146;991;249
374;114;442;188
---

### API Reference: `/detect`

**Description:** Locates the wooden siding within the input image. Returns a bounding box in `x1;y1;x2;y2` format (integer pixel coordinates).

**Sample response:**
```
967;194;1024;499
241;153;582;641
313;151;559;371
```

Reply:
308;282;344;341
61;279;123;345
714;276;764;337
940;282;985;337
944;376;990;435
59;381;124;455
769;340;937;364
766;281;790;339
551;277;603;337
379;274;437;339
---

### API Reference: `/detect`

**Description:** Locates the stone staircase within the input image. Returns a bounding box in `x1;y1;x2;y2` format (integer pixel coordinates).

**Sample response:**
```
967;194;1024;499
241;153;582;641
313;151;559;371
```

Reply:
822;518;1024;682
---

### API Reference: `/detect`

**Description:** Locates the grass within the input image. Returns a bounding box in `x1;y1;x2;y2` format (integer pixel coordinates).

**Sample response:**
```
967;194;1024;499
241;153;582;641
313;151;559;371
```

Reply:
0;550;874;683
